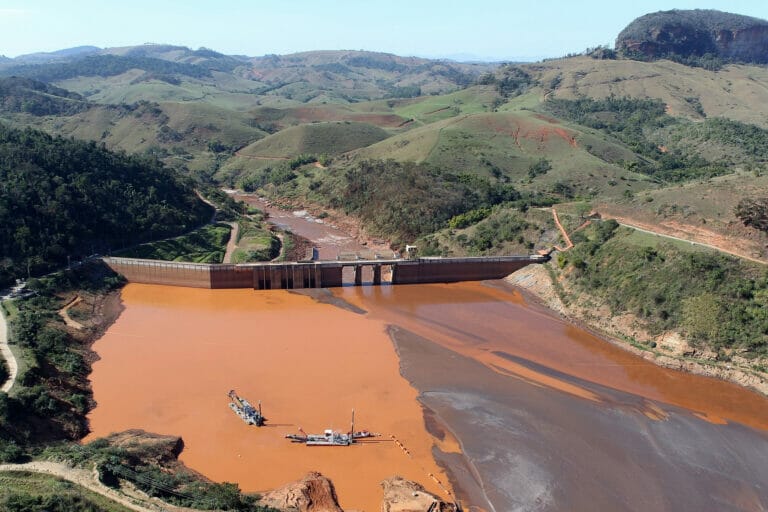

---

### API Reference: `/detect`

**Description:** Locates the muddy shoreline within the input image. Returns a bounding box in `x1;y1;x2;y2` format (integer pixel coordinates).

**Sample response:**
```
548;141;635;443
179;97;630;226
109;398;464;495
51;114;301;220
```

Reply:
385;321;768;512
505;264;768;397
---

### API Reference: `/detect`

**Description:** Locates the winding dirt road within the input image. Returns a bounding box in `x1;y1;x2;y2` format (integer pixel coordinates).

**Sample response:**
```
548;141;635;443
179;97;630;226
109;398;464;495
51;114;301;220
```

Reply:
0;462;154;512
0;304;17;394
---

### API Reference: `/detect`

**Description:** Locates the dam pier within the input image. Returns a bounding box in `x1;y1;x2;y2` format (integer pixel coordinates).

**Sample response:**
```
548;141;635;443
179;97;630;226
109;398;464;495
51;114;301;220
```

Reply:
102;254;549;289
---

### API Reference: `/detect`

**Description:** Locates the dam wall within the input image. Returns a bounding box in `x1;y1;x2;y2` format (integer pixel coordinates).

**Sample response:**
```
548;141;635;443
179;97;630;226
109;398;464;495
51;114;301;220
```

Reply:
390;256;546;285
103;255;547;290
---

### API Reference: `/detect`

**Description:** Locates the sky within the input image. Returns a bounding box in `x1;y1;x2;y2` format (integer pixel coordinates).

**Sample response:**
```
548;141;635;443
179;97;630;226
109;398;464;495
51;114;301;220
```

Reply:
2;0;768;61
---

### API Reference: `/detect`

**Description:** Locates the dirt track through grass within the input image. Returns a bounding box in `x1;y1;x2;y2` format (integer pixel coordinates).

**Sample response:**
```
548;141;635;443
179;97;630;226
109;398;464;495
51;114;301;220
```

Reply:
0;303;17;393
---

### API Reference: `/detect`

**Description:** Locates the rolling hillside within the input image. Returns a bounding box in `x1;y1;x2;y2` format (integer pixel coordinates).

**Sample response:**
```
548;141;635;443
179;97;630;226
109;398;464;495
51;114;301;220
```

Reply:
522;56;768;128
350;109;653;197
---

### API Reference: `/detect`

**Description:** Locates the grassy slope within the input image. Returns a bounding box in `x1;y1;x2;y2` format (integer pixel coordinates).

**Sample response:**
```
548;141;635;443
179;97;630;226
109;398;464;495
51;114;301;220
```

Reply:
54;71;272;110
19;101;266;172
0;471;133;512
596;172;768;261
115;223;231;263
236;121;390;158
525;56;768;128
352;109;654;198
556;222;768;360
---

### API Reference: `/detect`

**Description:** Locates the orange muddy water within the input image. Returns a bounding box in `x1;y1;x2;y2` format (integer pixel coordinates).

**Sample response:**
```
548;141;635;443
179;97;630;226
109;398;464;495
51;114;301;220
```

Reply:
89;283;768;512
87;284;454;512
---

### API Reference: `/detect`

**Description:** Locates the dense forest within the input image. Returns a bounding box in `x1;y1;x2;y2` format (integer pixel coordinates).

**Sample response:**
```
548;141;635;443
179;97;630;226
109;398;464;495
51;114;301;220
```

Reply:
0;125;212;286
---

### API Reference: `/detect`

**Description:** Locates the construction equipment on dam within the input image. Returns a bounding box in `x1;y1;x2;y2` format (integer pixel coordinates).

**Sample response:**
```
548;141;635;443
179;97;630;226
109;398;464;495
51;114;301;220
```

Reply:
228;389;265;426
285;410;379;446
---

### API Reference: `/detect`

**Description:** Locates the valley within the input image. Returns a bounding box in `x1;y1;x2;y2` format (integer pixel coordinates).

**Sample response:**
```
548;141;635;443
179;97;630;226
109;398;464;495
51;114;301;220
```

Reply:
2;6;768;512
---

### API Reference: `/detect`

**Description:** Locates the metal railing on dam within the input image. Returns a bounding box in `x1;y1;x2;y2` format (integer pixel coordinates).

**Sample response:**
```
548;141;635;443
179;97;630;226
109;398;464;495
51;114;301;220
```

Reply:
102;254;550;290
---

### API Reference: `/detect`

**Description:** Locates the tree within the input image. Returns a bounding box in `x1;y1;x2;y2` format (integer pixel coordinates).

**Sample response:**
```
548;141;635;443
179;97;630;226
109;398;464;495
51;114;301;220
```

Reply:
735;197;768;232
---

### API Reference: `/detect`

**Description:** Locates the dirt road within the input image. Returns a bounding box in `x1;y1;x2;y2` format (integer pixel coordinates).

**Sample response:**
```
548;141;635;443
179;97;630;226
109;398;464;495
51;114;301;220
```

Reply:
610;217;767;265
0;461;160;512
0;303;17;394
222;222;240;263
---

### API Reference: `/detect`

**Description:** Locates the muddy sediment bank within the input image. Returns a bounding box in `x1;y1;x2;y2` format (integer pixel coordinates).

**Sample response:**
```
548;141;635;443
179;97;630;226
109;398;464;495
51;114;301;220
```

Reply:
387;323;768;511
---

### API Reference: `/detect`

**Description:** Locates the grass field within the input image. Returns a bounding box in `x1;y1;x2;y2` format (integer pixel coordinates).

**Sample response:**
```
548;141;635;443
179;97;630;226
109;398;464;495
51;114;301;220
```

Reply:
0;471;133;512
231;221;281;263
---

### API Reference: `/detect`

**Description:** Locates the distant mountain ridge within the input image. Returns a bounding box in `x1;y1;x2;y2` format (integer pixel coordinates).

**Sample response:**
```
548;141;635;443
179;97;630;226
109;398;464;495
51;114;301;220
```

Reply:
616;9;768;64
0;45;493;103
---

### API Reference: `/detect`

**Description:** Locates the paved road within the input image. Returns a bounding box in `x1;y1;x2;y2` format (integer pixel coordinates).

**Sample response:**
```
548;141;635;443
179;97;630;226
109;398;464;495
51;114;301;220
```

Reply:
0;303;17;394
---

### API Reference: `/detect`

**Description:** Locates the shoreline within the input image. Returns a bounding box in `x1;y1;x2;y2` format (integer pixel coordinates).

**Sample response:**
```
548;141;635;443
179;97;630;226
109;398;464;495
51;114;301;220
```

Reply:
505;264;768;398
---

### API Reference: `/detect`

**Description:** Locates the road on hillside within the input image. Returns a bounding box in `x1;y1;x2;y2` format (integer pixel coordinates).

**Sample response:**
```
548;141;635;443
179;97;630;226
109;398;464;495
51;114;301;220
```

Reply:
609;217;767;265
0;304;17;394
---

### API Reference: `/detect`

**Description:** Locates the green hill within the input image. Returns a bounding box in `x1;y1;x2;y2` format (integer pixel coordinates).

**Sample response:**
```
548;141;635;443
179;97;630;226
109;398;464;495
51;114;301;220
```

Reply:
218;121;391;184
0;77;89;116
237;121;389;158
0;125;212;285
520;56;768;128
4;100;267;173
351;109;653;198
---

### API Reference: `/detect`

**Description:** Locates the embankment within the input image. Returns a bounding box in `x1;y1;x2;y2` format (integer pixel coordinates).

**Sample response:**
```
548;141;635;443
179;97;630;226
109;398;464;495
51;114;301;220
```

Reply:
507;264;768;397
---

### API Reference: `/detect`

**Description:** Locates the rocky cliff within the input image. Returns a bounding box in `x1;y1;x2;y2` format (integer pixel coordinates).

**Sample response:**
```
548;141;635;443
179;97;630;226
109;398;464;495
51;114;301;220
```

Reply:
616;9;768;63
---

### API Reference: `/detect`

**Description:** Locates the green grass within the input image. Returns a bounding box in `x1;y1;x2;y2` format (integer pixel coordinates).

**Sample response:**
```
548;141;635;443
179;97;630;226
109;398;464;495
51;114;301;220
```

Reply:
0;471;134;512
236;121;390;158
115;223;231;263
351;109;654;198
231;222;280;263
622;229;714;253
2;299;33;399
393;85;499;125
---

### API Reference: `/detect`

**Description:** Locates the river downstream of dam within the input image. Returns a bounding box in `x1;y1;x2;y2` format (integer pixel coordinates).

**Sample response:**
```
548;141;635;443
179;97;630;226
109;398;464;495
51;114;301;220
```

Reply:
87;201;768;512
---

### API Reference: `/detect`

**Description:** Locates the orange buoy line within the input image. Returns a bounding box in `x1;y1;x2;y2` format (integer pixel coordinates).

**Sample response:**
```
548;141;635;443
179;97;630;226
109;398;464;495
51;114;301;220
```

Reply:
390;434;454;500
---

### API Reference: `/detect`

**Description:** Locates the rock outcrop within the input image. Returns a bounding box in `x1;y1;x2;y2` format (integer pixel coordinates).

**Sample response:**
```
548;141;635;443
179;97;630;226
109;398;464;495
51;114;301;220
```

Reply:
381;476;459;512
261;472;343;512
616;9;768;64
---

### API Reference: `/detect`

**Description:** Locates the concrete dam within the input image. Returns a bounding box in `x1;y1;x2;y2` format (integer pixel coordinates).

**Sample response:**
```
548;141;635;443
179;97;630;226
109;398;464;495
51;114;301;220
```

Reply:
102;255;549;290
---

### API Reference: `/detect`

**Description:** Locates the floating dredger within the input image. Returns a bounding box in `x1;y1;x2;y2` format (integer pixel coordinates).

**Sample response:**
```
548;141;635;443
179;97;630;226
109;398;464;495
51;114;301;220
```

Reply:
285;410;379;446
227;389;265;426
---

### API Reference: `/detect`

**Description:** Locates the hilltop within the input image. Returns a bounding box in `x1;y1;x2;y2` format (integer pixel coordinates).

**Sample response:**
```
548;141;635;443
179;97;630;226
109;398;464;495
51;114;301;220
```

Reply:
616;9;768;65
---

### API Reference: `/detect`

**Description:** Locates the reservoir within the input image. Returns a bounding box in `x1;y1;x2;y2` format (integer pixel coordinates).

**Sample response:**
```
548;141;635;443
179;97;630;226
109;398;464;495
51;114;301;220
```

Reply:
87;201;768;511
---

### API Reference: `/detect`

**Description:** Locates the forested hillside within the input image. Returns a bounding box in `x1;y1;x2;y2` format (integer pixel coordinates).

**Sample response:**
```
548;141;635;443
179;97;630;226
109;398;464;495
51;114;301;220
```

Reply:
0;125;212;285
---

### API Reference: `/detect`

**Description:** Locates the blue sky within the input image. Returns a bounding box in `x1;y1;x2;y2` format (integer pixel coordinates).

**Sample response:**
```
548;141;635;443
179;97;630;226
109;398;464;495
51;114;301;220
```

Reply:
2;0;768;61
